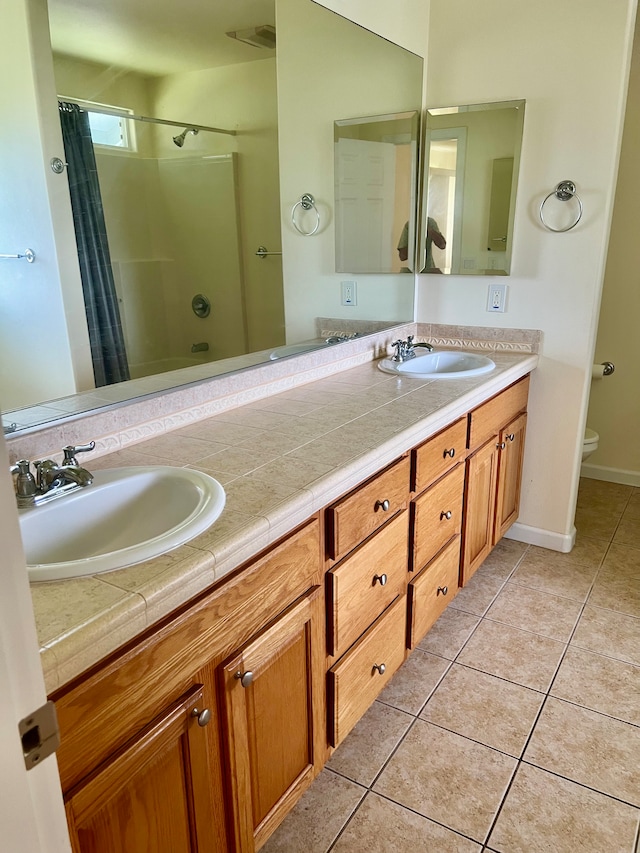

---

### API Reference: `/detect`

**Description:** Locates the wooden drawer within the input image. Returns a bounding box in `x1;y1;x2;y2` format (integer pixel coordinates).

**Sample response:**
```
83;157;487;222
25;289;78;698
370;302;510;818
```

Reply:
326;455;410;562
408;536;460;649
411;463;465;572
327;511;408;658
468;375;529;451
328;595;407;747
413;416;468;494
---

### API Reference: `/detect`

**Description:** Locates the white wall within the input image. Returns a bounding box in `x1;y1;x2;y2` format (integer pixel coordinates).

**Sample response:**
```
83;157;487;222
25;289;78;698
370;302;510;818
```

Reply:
586;19;640;484
418;0;637;549
278;0;423;342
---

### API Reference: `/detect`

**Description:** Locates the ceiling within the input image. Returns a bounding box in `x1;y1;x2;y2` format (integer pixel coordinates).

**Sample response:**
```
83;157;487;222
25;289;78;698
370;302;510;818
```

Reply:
47;0;276;76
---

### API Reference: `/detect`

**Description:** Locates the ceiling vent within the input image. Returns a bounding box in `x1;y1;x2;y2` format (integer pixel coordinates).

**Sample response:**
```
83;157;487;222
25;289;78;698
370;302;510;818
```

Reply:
226;24;276;50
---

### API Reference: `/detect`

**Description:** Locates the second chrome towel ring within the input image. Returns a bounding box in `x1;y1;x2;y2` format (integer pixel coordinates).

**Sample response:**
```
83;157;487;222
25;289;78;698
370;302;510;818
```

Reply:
291;193;320;236
539;180;583;232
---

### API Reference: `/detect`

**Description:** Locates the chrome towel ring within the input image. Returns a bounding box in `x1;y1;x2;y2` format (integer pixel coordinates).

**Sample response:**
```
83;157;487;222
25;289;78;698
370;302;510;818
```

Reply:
539;180;583;232
291;193;320;236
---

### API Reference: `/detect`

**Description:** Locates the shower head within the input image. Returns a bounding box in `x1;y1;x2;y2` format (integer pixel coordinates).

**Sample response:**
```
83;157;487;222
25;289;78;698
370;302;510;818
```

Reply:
172;127;199;148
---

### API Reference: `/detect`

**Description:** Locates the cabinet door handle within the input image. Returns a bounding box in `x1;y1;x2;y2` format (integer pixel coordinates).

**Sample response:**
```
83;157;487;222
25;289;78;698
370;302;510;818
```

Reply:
497;441;506;450
437;586;449;596
375;499;390;512
234;670;254;688
191;707;211;727
373;573;388;586
440;510;452;521
372;663;386;675
507;433;515;442
443;448;455;459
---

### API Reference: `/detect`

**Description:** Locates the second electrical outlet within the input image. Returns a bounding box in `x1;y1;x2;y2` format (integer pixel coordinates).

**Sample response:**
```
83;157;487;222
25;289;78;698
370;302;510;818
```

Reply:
487;283;508;313
341;280;357;306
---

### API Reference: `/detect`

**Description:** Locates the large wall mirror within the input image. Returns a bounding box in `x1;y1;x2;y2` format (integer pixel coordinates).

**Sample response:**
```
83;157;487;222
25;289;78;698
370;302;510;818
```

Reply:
1;0;423;434
419;100;525;276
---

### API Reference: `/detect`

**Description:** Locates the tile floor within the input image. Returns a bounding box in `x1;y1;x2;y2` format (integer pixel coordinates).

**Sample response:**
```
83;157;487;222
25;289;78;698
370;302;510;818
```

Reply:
262;478;640;853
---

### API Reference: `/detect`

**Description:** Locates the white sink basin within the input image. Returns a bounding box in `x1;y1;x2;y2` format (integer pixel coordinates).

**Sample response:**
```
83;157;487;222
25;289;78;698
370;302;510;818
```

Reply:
378;350;495;379
20;466;225;582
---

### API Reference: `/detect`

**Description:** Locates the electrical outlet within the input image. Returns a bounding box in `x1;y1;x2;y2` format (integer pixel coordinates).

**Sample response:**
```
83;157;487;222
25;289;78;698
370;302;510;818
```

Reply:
487;283;508;313
341;280;357;306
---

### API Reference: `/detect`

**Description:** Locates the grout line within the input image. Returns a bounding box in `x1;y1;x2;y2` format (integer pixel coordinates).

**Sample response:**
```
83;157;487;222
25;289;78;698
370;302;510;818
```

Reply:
634;812;640;853
519;759;640;811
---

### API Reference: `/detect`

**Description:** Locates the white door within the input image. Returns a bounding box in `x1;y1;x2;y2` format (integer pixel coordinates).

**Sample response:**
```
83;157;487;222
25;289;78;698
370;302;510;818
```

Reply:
0;0;75;847
335;137;397;272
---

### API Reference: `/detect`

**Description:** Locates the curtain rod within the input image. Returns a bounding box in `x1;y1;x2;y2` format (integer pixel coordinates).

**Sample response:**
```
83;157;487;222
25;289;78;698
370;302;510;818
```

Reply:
58;98;236;137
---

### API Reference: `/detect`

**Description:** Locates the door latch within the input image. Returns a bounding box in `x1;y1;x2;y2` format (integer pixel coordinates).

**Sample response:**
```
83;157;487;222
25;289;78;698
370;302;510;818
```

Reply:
19;700;60;770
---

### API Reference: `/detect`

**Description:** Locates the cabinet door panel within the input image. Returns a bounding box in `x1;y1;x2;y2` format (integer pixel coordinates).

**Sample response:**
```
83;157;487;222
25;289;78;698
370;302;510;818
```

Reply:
65;685;215;853
494;413;527;542
461;438;498;585
221;588;324;852
468;375;529;451
408;537;460;649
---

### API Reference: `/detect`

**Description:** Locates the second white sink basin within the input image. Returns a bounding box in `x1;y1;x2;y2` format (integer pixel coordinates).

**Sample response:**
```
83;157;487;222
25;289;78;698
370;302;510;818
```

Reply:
20;466;225;582
378;350;495;379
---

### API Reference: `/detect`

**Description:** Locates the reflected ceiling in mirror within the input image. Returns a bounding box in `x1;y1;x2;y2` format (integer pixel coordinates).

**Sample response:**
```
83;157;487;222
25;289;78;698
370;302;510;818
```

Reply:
2;0;423;435
419;99;525;276
334;111;419;274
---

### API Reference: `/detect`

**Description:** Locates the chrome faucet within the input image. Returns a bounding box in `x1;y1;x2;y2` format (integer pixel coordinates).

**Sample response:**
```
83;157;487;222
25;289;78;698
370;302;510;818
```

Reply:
390;335;434;362
10;441;95;508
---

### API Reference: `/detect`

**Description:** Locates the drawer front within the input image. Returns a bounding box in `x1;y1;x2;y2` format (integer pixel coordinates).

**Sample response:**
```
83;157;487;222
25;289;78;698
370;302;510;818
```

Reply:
411;463;465;572
469;375;529;451
328;595;407;747
327;511;408;658
408;536;460;649
327;455;410;561
413;417;468;494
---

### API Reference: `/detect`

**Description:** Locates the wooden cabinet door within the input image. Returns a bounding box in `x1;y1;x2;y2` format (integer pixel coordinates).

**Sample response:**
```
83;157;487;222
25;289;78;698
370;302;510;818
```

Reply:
494;412;527;542
65;684;217;853
220;588;324;853
461;436;499;586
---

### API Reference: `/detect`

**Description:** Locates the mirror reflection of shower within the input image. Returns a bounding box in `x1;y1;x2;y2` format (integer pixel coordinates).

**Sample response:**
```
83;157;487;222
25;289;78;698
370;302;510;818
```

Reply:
172;127;199;148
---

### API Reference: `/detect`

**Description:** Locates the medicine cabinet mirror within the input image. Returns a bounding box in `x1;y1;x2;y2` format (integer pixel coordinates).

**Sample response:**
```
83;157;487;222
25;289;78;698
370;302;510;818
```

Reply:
334;111;419;274
418;99;525;276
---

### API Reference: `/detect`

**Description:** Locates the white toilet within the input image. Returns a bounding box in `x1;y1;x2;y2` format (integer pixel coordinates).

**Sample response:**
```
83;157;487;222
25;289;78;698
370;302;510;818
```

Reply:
582;427;599;461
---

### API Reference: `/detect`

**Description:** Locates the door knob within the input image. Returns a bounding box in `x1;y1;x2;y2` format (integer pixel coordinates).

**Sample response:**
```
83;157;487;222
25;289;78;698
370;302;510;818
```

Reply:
375;499;390;511
234;670;254;688
373;573;388;586
191;707;211;727
372;663;386;675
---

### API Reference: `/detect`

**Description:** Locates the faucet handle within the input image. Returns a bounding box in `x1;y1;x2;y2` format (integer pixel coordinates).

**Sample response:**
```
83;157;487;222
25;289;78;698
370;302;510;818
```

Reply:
62;441;96;466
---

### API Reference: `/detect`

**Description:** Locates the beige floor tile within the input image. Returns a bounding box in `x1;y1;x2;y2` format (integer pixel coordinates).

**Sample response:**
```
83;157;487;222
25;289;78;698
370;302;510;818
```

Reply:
377;649;450;715
574;506;621;541
589;575;640;619
524;697;640;806
260;769;365;853
624;490;640;519
484;583;582;641
457;619;566;692
510;551;598;602
487;763;639;853
472;539;528;581
416;607;481;660
571;605;640;666
449;572;505;616
577;477;633;506
326;702;413;786
613;514;640;548
421;664;544;757
373;721;516;842
332;792;481;853
550;646;640;726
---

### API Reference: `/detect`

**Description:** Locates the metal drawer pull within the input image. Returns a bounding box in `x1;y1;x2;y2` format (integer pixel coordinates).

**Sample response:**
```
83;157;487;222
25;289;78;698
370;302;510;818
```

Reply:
440;510;452;521
497;441;506;450
437;586;449;596
191;707;211;727
507;433;515;442
375;499;390;512
372;663;386;675
443;448;455;458
373;573;388;586
234;670;254;688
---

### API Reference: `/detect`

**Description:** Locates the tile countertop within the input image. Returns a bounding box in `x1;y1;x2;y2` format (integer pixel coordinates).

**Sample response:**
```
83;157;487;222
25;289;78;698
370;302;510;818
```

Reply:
34;350;537;693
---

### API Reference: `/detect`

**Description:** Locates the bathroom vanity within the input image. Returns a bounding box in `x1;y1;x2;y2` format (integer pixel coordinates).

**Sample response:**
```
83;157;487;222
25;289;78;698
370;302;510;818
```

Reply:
41;356;533;853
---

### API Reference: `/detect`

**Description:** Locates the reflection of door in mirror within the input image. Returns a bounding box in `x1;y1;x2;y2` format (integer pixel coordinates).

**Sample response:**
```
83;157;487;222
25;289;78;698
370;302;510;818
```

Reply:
420;100;525;276
334;112;419;274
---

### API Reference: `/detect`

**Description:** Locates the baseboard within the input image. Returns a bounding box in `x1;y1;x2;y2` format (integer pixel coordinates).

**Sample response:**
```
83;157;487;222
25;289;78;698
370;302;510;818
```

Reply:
580;462;640;487
504;522;576;553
